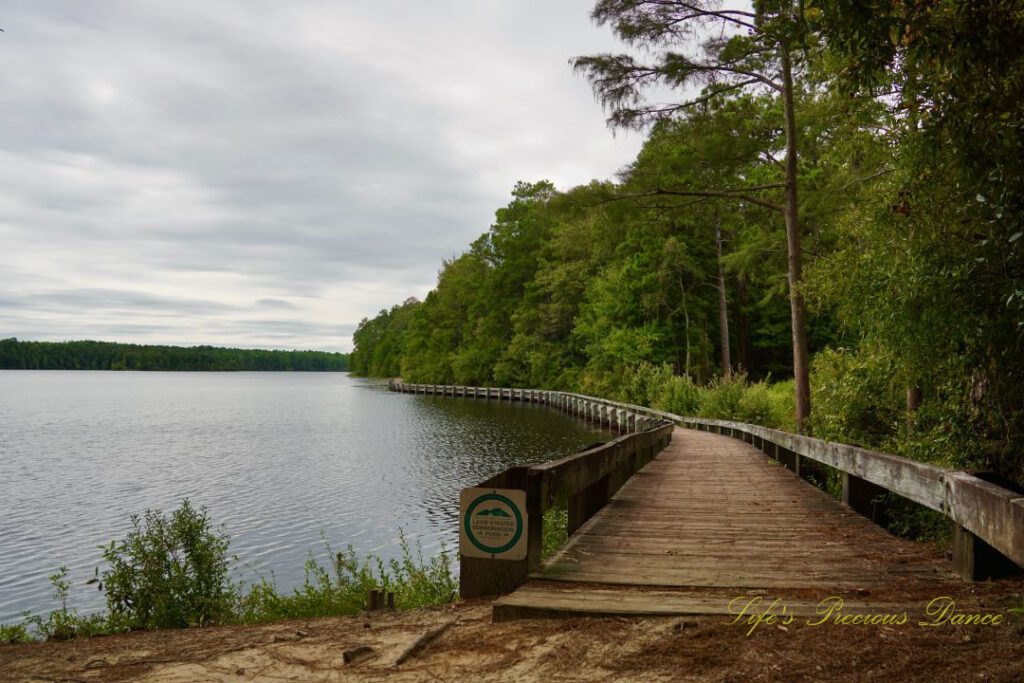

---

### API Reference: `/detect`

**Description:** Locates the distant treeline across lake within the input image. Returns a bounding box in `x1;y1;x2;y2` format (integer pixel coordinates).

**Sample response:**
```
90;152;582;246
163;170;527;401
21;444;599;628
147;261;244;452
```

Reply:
0;338;349;371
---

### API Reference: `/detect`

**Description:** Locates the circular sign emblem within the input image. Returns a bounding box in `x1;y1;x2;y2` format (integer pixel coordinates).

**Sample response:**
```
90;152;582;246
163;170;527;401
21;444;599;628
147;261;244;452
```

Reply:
463;492;524;555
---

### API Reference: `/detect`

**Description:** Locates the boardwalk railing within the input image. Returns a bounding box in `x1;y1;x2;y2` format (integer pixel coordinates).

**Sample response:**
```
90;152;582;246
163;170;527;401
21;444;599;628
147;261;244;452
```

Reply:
389;381;1023;590
389;380;673;597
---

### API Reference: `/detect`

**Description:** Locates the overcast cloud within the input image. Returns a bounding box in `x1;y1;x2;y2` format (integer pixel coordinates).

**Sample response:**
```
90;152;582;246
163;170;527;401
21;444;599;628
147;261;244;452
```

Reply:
0;0;644;352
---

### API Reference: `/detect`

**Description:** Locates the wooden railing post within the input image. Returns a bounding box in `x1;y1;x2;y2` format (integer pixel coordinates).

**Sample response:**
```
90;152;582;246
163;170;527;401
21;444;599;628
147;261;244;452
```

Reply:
952;524;1019;581
842;472;889;525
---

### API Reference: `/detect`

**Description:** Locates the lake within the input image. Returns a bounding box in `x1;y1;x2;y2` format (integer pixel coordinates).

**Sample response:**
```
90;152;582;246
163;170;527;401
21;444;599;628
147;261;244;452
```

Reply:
0;371;608;623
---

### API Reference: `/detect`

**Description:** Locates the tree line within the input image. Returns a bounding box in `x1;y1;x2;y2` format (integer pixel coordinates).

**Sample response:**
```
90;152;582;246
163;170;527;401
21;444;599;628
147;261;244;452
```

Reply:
0;339;349;372
351;1;1022;487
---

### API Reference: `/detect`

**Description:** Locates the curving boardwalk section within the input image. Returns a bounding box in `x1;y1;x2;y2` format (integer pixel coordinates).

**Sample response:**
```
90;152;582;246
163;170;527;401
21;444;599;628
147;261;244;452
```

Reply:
495;427;959;619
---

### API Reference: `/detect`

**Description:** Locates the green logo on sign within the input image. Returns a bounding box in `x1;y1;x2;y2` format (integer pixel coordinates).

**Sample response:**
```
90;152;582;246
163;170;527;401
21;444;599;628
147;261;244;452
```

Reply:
464;493;523;554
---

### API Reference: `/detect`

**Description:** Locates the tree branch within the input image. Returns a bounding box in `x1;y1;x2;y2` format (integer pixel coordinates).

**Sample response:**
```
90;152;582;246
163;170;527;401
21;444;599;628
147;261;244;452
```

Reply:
835;167;894;192
651;187;784;212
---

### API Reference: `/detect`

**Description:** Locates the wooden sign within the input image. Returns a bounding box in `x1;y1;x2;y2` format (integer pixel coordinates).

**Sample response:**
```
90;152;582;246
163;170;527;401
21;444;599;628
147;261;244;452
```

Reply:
459;487;528;561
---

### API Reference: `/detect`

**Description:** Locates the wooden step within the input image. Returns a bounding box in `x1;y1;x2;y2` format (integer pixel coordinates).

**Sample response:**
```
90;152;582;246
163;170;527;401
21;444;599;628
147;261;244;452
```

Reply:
492;585;913;622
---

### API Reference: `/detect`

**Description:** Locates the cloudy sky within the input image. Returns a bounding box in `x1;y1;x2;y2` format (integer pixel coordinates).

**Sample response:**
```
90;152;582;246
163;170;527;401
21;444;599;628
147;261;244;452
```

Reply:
0;1;648;352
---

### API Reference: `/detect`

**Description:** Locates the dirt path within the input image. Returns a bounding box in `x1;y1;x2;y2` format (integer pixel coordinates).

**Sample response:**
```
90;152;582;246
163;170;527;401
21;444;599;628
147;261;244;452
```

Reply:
3;580;1023;682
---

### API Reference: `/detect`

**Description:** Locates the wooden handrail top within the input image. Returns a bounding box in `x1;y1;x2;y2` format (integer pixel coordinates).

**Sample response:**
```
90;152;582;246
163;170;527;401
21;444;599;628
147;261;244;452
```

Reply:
531;423;674;511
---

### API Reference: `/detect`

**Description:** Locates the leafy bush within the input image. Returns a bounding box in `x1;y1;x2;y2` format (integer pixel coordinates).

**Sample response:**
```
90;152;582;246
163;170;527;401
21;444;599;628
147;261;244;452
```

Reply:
20;567;111;640
698;373;748;421
653;373;701;416
236;545;380;623
622;362;675;408
99;500;234;630
808;347;899;447
385;533;457;609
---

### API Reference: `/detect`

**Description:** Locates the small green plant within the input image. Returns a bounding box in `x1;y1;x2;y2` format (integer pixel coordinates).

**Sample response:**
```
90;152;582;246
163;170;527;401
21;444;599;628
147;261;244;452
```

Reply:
1008;593;1024;618
541;507;568;560
100;499;234;630
0;622;31;644
386;532;457;608
19;567;111;640
235;533;457;624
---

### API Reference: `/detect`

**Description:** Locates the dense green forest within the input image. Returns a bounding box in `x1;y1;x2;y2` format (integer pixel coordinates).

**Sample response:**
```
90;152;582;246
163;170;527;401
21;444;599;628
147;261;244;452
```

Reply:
0;339;349;372
351;1;1022;486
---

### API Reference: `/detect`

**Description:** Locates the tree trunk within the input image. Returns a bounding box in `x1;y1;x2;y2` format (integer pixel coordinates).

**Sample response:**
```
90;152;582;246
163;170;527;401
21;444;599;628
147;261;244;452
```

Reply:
715;222;731;380
737;275;750;374
780;41;811;433
906;386;922;413
679;276;691;376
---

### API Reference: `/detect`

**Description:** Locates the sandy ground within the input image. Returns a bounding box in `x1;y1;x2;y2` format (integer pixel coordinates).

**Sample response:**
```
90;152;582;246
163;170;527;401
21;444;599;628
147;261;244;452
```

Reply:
3;581;1023;683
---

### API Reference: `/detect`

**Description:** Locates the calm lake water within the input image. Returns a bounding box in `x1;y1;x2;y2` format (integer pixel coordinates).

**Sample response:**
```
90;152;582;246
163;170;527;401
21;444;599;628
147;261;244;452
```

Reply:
0;371;608;623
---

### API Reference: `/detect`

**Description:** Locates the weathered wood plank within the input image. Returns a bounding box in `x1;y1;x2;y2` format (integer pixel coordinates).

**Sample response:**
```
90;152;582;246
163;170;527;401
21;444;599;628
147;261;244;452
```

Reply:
536;428;958;591
492;586;921;622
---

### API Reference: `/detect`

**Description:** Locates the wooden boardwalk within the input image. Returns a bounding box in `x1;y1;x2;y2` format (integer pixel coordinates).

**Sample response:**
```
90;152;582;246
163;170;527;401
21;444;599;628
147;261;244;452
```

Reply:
494;427;959;619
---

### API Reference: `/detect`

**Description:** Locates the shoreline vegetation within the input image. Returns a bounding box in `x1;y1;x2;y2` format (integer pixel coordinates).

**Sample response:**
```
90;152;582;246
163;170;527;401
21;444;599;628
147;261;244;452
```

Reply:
0;338;349;372
0;500;457;644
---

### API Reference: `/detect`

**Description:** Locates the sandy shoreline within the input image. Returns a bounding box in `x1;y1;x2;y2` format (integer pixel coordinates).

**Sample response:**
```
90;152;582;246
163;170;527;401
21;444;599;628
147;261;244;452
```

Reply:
3;581;1023;682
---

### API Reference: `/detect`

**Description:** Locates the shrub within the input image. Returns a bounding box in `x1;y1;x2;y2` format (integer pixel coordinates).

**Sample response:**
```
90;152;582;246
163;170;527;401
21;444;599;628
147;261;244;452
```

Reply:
808;347;900;447
652;373;701;416
734;382;776;426
99;500;234;630
621;362;675;407
5;502;460;641
698;373;748;421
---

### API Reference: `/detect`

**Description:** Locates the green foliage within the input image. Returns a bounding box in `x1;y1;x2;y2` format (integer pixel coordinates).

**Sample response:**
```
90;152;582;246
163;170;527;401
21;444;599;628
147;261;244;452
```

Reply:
5;502;458;642
0;339;348;372
541;507;568;561
20;568;112;641
349;1;1024;498
236;534;456;624
698;374;747;422
0;623;31;644
99;500;234;630
652;372;701;417
883;494;954;548
808;348;899;448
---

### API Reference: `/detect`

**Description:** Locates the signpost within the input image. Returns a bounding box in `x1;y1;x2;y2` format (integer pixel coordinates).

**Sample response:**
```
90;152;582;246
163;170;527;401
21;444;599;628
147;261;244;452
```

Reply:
460;488;528;561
